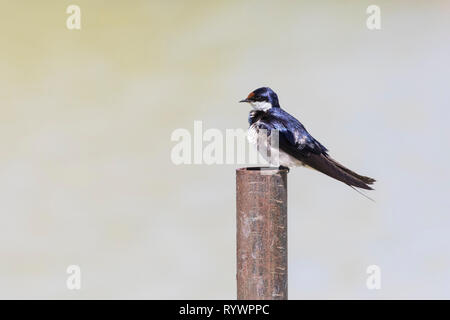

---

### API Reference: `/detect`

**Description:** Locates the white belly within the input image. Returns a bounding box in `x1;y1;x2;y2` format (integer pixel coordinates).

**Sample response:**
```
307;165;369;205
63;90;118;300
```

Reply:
248;124;305;168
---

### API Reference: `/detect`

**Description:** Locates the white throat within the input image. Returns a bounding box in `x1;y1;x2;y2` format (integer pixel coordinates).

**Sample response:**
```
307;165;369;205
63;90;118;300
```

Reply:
250;101;272;111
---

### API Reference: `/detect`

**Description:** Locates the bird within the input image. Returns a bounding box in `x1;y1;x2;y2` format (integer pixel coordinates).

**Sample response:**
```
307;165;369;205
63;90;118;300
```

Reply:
239;87;376;191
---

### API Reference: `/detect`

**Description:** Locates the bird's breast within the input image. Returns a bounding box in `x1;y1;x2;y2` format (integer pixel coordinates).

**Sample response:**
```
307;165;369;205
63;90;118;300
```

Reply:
247;122;305;168
247;123;259;145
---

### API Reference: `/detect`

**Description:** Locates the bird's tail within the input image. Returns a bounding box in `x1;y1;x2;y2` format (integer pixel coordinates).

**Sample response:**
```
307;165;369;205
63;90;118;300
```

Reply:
302;153;376;190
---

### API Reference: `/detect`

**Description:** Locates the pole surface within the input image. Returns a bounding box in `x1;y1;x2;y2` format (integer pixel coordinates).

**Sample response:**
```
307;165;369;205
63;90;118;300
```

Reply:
236;167;288;300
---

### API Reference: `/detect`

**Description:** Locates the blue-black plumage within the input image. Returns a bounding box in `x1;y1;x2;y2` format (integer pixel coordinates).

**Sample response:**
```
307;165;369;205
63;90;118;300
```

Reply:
240;87;376;190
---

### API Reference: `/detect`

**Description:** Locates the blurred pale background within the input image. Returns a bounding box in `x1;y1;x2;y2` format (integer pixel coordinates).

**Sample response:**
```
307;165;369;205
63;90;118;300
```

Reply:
1;0;449;299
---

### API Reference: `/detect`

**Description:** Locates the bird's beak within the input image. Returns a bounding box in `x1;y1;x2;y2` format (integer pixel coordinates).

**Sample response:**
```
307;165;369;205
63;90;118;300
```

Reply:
239;99;250;103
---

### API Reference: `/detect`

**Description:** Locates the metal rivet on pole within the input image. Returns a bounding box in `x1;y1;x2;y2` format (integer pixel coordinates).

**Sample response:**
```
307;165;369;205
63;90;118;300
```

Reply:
236;167;288;300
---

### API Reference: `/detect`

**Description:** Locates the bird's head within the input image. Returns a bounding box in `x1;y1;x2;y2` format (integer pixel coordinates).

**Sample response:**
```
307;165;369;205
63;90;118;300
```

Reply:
239;87;280;111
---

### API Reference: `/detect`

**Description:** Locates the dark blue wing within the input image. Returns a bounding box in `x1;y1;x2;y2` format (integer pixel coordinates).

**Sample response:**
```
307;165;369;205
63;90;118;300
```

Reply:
247;108;375;190
249;108;328;157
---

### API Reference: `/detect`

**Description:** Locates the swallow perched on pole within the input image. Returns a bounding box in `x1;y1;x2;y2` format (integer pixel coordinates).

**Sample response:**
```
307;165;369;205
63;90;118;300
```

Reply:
239;87;376;190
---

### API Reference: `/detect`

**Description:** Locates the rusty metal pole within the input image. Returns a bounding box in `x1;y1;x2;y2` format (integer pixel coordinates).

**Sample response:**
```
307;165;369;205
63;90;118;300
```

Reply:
236;167;288;300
